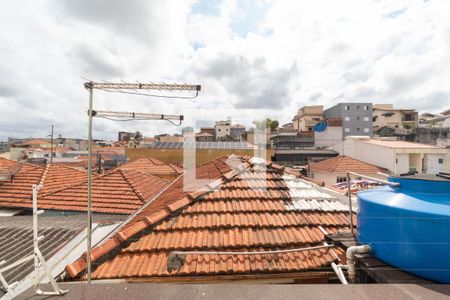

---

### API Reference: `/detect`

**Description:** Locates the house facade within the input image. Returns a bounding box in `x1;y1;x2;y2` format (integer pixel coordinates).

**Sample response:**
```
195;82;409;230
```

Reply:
292;105;323;132
372;104;418;132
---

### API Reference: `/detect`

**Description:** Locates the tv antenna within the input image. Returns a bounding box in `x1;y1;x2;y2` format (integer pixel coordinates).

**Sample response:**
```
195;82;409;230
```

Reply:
84;81;201;283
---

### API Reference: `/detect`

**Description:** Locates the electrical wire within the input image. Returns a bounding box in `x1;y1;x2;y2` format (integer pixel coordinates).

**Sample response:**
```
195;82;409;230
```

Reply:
96;115;183;126
97;88;199;99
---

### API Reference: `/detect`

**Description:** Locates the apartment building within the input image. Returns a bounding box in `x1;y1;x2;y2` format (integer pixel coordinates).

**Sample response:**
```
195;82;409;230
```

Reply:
292;105;323;132
324;103;373;137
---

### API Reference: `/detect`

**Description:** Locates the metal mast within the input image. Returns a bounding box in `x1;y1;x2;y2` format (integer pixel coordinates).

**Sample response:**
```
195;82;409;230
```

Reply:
84;81;200;283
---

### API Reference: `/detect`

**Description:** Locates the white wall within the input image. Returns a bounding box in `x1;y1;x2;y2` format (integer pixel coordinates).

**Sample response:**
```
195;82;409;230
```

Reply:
336;139;396;173
315;127;343;148
425;154;447;174
396;153;410;174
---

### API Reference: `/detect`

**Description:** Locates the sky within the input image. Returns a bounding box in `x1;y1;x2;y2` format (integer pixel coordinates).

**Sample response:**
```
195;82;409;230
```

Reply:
1;0;449;140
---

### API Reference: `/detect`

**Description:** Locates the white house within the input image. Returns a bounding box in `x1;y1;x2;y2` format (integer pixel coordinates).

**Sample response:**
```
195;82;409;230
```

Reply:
334;137;449;175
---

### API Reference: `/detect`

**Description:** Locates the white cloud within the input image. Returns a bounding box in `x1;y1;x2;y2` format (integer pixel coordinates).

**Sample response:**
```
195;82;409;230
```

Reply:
0;0;449;140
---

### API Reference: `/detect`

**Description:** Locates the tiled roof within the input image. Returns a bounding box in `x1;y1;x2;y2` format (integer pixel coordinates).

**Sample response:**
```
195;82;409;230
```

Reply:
309;155;386;174
119;157;183;180
40;169;170;214
0;164;88;209
65;156;352;281
0;157;19;173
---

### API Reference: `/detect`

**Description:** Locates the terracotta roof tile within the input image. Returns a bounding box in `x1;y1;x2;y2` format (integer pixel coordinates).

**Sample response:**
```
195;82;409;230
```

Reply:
0;164;88;209
40;169;169;214
66;156;352;281
0;162;169;214
119;157;182;180
309;155;386;174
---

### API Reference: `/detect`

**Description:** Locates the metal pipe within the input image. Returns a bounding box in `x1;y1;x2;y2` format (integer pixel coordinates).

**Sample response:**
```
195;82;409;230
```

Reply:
170;244;334;256
346;172;354;234
32;185;39;287
49;125;54;164
347;171;399;187
86;85;93;284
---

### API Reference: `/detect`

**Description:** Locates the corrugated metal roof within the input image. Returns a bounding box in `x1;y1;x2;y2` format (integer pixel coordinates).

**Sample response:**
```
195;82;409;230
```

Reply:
0;215;125;298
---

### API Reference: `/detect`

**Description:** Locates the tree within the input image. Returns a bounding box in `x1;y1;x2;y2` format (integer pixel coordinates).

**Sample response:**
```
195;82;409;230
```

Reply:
253;118;280;131
134;131;143;141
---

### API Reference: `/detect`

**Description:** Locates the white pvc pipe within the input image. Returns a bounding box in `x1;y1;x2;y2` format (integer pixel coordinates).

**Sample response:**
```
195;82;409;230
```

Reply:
331;262;348;284
346;245;372;282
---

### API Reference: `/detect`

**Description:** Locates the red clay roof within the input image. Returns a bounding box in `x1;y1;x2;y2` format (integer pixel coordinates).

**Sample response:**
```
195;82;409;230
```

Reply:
309;155;386;174
40;168;169;214
0;157;19;174
0;164;88;209
66;156;351;281
119;157;183;180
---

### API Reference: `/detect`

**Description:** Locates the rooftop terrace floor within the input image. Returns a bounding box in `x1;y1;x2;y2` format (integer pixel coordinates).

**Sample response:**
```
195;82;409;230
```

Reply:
19;283;450;300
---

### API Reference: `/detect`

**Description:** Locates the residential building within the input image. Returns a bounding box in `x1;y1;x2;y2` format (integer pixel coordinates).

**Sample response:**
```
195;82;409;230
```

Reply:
0;141;9;153
118;131;135;142
195;132;214;142
271;131;314;150
292;105;323;132
199;127;215;138
314;118;344;149
214;119;231;140
65;156;352;283
230;124;246;141
309;155;387;186
323;103;373;137
337;137;450;175
415;127;450;148
128;141;268;165
372;104;418;132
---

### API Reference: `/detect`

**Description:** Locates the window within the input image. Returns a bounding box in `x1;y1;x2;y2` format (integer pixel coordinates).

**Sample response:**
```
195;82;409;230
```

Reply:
396;158;398;164
337;176;347;183
344;117;350;121
344;105;350;110
357;116;360;120
364;105;369;110
344;128;350;133
357;128;360;131
439;158;444;164
356;105;360;109
218;129;221;132
364;128;370;133
364;116;369;121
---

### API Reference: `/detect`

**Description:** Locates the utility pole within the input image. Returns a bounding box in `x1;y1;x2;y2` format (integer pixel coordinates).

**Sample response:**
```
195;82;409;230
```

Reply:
84;81;200;283
49;125;54;164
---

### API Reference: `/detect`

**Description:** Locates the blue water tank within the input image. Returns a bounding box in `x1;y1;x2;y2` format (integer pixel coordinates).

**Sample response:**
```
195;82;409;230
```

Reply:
357;177;450;283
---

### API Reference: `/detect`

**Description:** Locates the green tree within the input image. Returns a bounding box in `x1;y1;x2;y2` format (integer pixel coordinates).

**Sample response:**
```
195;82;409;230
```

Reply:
254;118;279;131
134;131;143;141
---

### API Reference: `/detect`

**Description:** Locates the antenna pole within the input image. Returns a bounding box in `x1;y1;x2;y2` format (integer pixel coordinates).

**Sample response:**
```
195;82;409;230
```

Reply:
83;81;200;284
86;84;93;284
49;125;54;164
